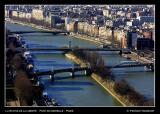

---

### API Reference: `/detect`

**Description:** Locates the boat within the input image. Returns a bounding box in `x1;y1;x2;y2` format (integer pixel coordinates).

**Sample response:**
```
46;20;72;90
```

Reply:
42;92;59;106
144;66;150;72
144;65;153;72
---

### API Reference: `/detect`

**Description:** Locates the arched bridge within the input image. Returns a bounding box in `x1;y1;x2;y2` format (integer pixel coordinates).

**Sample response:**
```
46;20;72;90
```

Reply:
9;30;70;35
106;61;154;71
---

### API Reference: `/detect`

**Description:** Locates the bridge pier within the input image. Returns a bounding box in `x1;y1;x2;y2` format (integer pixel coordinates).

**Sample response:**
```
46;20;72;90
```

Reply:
84;69;92;76
70;71;75;78
49;74;55;81
119;50;122;55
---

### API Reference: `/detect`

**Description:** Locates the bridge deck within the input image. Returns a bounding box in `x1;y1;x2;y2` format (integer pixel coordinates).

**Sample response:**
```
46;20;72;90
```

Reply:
35;67;89;76
26;48;122;51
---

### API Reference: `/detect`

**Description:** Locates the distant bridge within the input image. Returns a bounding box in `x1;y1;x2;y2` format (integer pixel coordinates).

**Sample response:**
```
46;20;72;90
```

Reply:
33;67;92;81
106;61;154;71
27;47;123;51
9;30;70;35
13;47;132;55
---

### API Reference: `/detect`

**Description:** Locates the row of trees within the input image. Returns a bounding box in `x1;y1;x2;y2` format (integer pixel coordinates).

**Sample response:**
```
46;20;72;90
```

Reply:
71;47;153;106
6;30;43;106
71;46;113;80
13;54;43;106
114;80;154;106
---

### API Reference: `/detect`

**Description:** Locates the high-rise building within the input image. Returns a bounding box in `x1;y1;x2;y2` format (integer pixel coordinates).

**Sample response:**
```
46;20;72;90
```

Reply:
51;15;64;27
127;31;137;49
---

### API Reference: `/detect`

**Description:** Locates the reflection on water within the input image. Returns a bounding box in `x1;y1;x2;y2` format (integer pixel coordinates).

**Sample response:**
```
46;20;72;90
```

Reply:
29;50;121;106
6;22;154;106
49;81;94;86
36;70;121;106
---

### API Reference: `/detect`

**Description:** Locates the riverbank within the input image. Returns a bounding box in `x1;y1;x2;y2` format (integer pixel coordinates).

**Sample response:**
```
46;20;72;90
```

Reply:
91;74;132;106
69;33;103;45
65;53;87;67
129;52;153;63
6;18;59;32
6;18;103;46
6;18;153;106
65;52;133;106
6;18;153;65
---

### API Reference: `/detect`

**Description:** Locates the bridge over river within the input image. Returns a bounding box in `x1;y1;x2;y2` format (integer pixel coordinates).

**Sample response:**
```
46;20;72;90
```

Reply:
14;47;131;55
6;21;154;106
33;67;91;81
106;61;154;71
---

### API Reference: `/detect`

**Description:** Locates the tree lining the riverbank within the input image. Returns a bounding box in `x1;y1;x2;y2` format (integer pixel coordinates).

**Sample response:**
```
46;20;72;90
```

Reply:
113;80;154;106
6;20;154;106
71;46;113;80
6;31;47;106
69;46;154;106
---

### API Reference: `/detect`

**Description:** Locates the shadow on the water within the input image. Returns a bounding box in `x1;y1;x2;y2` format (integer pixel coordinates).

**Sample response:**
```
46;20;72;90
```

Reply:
50;80;94;86
47;86;83;91
37;74;87;81
54;74;88;80
98;52;120;55
45;92;73;106
31;52;64;54
34;60;57;63
34;63;74;67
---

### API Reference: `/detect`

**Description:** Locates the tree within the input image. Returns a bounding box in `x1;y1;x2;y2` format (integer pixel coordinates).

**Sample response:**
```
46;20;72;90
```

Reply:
90;52;98;71
143;99;154;106
114;80;132;95
96;56;105;78
114;79;146;106
103;68;112;79
14;70;34;106
127;91;144;106
12;53;42;106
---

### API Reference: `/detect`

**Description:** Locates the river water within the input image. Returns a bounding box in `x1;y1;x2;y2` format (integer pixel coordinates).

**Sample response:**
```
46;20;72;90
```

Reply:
6;22;154;106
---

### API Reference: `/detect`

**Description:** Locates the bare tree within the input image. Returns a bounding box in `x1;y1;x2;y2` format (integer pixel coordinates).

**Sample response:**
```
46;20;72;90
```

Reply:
14;70;34;106
12;54;34;106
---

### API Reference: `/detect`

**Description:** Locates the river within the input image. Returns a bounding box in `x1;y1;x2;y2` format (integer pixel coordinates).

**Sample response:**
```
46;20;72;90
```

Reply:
6;22;154;106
